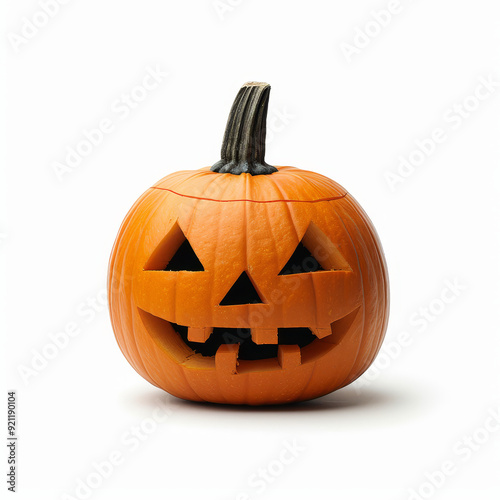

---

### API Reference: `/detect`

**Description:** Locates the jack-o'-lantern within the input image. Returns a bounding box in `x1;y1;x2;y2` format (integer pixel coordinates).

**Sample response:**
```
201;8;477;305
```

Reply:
108;82;389;405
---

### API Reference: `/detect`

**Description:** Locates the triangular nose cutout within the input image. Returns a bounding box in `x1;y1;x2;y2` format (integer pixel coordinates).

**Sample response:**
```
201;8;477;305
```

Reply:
219;272;263;306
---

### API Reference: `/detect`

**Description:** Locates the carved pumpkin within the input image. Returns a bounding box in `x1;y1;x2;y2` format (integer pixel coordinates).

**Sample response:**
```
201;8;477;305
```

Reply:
108;82;389;405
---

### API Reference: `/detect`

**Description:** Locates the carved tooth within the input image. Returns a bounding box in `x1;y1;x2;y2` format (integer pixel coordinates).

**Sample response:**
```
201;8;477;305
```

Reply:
215;344;239;374
251;328;278;345
278;345;301;369
312;327;332;339
187;327;213;343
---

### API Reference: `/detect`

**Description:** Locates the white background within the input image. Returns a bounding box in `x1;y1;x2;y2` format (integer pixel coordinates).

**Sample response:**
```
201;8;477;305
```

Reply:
2;1;500;499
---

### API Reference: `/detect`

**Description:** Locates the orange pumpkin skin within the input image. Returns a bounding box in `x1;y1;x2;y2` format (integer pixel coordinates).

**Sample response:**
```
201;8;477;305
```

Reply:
108;166;389;405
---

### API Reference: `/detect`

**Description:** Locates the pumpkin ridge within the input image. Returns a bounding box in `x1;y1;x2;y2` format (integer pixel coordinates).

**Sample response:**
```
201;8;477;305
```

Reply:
331;204;368;388
129;192;177;386
113;191;166;379
343;200;387;374
340;196;389;376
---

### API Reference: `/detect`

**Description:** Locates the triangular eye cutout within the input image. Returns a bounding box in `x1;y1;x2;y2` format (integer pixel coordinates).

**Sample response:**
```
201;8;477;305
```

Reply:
144;223;204;271
279;222;351;275
279;242;324;275
220;272;263;306
164;239;204;271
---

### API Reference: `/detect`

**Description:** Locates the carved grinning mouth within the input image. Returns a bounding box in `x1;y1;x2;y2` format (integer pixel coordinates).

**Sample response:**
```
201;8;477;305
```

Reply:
138;306;360;373
172;324;316;360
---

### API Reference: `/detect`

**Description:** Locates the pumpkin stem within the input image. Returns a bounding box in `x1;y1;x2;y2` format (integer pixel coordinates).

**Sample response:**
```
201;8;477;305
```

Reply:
211;82;277;175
